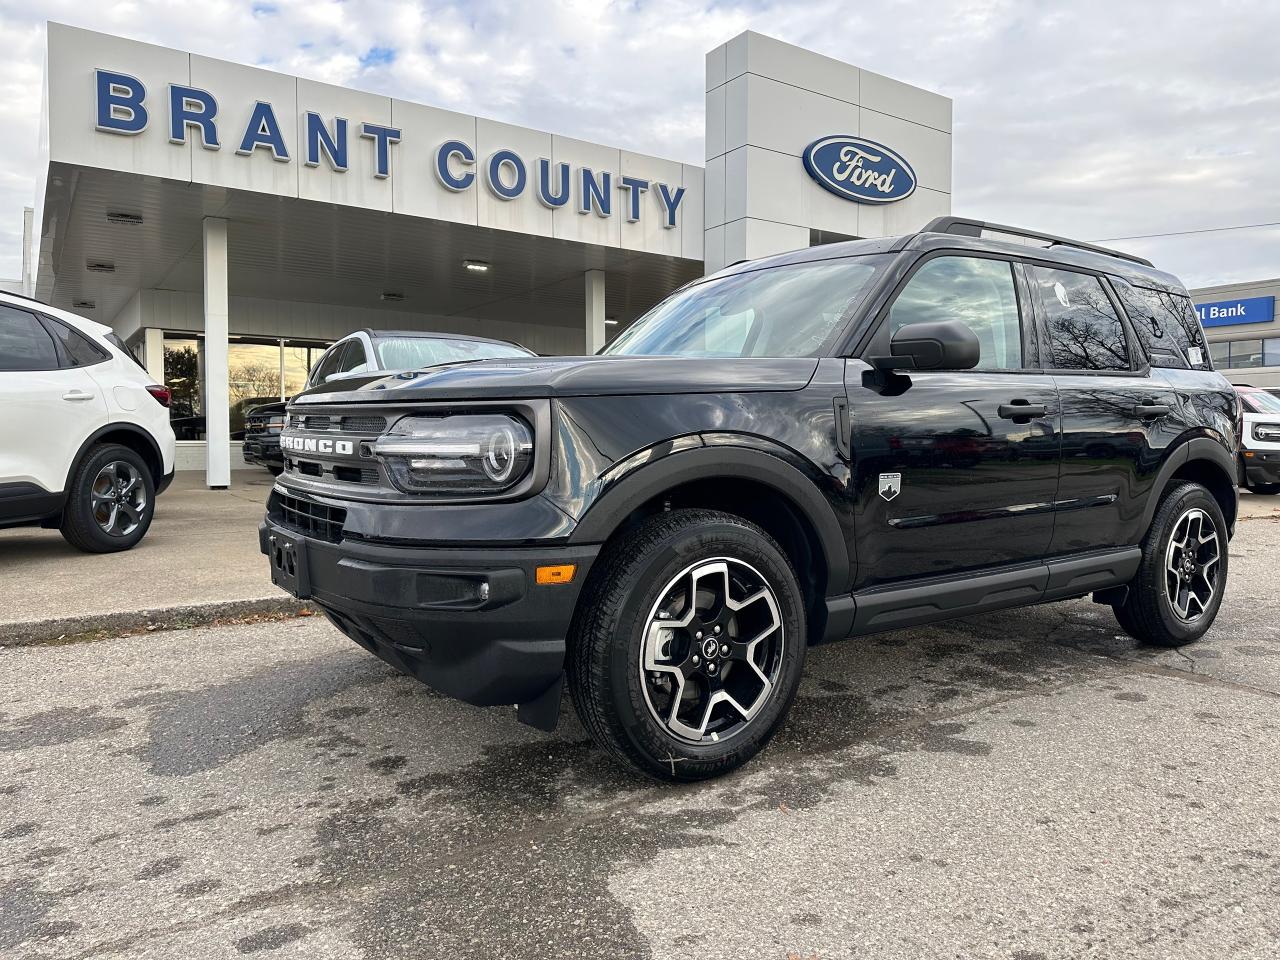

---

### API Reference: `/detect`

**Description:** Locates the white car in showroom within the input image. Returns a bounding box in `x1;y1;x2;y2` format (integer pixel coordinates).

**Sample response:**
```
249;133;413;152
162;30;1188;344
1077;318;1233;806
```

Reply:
0;291;176;552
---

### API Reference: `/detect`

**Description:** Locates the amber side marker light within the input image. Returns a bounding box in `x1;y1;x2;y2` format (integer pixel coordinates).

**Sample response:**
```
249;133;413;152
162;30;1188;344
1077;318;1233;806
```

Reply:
536;564;577;585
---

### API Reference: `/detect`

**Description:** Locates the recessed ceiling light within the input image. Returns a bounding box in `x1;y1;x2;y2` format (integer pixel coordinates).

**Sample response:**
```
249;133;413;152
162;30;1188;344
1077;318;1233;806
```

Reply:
604;319;618;326
106;211;144;225
380;291;406;302
86;260;115;273
72;299;96;309
463;260;490;273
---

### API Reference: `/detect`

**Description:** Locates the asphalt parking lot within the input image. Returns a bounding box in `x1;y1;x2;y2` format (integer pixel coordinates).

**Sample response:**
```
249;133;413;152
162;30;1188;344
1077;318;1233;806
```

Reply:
3;500;1279;959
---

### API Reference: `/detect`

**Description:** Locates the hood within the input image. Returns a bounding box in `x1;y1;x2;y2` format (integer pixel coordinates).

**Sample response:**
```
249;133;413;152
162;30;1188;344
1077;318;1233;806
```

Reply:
247;400;289;414
292;355;821;404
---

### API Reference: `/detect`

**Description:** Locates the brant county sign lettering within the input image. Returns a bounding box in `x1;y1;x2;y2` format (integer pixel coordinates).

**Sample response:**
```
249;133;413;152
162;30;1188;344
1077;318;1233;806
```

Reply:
92;69;686;227
802;136;916;204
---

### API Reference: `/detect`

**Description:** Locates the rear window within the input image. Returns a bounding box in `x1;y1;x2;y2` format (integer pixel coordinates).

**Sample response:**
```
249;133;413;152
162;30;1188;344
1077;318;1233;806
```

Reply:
1112;281;1208;370
47;319;110;367
1031;265;1131;371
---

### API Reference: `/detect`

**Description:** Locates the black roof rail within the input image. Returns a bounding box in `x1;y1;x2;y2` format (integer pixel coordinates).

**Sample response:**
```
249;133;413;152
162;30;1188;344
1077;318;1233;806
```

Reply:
920;216;1154;268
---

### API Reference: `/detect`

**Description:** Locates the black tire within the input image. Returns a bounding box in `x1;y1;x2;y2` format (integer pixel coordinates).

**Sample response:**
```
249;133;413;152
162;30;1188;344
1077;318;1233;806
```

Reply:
1112;482;1227;648
568;509;807;782
268;466;284;477
1245;482;1280;495
59;443;156;553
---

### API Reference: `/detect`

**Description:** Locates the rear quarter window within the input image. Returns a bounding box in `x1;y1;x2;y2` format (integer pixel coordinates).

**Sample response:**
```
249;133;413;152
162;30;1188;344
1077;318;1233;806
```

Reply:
1112;280;1209;370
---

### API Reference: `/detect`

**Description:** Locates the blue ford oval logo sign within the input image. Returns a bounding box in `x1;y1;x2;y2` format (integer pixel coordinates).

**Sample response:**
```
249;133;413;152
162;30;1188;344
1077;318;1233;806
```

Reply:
802;136;917;204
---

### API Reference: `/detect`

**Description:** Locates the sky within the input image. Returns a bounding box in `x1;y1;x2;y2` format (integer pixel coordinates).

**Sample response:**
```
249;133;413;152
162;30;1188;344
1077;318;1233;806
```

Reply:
0;0;1277;289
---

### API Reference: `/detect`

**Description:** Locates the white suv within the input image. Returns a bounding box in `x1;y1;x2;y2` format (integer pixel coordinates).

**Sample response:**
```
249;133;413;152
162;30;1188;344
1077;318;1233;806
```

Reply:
0;292;176;552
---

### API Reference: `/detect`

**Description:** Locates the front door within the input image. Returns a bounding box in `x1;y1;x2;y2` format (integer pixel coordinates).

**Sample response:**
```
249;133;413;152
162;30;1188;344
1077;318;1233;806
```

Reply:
846;253;1062;590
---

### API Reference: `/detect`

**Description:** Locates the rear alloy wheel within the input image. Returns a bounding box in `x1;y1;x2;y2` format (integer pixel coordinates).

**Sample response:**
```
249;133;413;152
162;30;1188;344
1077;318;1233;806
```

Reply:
1113;482;1227;647
60;443;156;553
569;509;806;781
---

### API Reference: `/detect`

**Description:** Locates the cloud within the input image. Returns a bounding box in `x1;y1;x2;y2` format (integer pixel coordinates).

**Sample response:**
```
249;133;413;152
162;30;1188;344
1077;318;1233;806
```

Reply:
1;0;1277;288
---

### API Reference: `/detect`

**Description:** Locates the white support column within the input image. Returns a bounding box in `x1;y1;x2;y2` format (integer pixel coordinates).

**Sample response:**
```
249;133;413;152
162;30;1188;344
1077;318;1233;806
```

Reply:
203;218;231;489
142;327;165;385
585;269;606;354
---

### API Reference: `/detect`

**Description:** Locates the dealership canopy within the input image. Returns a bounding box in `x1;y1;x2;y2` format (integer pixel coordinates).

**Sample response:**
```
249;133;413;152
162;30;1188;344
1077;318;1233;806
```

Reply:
29;23;953;485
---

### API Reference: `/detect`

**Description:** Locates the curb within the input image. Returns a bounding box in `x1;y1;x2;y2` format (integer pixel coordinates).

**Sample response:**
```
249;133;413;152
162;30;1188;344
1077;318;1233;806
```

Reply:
0;596;317;647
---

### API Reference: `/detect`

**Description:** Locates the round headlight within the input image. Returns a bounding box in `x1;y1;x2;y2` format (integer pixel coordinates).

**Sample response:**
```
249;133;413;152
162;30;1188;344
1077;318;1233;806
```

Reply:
484;425;519;483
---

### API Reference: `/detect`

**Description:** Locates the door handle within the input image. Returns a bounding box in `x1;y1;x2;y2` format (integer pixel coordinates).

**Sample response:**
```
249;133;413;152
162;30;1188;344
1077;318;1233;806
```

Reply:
1130;402;1170;420
998;401;1047;420
62;390;95;402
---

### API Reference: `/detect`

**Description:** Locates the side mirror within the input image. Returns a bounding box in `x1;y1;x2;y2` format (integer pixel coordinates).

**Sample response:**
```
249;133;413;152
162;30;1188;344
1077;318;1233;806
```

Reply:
878;320;980;371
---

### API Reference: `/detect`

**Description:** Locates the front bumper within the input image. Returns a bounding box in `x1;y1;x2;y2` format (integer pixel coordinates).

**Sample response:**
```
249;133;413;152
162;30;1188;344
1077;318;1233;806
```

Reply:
259;516;598;726
1242;450;1280;486
243;434;283;468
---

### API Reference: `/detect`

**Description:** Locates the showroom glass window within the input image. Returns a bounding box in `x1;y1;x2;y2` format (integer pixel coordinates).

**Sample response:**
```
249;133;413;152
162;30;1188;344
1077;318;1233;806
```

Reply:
888;256;1023;370
1225;339;1264;369
1032;266;1131;370
164;336;204;436
0;305;59;371
283;341;329;398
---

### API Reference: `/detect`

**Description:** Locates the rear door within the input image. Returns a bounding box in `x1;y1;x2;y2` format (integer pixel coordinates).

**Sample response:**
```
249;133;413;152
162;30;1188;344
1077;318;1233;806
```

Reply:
845;252;1062;588
0;302;108;497
1029;264;1180;553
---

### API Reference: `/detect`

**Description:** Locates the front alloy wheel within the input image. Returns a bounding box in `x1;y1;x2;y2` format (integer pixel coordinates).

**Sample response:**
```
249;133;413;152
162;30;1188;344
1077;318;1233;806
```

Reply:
640;558;785;744
568;509;806;781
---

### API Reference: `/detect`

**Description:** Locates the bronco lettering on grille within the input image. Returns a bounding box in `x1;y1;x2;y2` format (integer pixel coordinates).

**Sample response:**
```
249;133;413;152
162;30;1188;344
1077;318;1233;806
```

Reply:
280;436;355;455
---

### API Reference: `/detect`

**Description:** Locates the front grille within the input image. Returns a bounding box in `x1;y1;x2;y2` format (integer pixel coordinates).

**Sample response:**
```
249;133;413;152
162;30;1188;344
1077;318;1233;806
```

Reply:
290;413;387;434
333;464;380;484
275;491;346;542
342;416;388;433
286;459;380;485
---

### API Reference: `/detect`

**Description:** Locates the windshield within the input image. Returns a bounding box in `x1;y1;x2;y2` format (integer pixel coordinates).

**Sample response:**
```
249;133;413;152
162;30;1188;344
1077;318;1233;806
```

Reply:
374;337;531;369
1241;390;1280;414
604;256;888;358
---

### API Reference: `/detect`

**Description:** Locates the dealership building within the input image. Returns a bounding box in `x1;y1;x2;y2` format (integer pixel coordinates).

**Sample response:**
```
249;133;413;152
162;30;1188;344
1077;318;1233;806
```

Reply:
21;23;953;485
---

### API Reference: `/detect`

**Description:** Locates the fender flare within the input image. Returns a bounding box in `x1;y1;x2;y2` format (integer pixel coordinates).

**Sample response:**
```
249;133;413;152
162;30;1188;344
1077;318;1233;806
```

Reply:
1139;436;1237;534
567;443;851;593
63;422;165;493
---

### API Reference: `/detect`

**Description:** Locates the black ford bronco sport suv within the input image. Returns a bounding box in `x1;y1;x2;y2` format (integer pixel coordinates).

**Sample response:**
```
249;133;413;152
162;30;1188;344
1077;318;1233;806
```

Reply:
261;217;1238;782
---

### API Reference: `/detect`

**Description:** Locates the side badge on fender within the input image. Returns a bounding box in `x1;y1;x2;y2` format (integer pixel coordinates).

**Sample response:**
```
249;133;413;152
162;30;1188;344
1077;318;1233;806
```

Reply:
879;473;901;502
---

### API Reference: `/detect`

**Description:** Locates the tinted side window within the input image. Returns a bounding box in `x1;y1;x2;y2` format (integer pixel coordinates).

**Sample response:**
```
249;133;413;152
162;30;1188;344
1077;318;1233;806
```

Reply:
47;319;109;367
310;344;345;385
1032;266;1130;371
888;256;1023;370
336;339;370;375
0;304;59;371
1112;281;1208;370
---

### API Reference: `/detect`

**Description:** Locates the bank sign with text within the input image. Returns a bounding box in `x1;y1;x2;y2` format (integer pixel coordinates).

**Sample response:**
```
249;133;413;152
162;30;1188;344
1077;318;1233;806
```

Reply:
1196;296;1274;328
92;69;686;227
